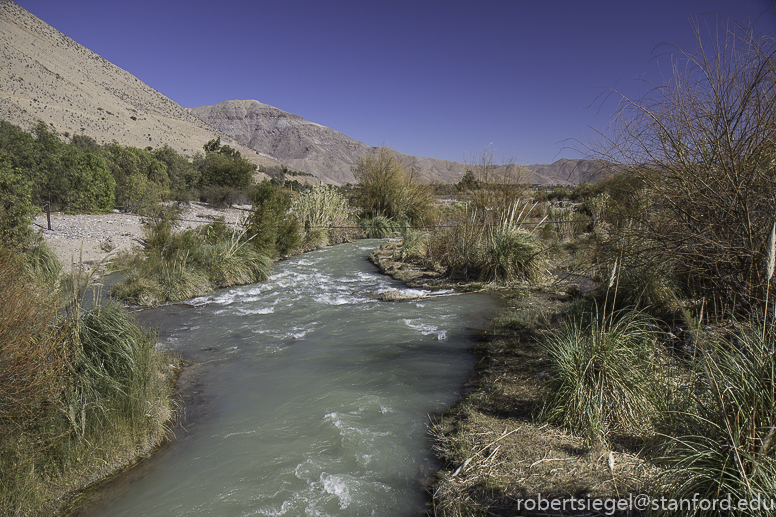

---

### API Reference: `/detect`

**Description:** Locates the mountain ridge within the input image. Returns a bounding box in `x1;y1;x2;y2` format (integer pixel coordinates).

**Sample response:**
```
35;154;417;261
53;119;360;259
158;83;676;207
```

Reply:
1;0;606;186
0;0;280;170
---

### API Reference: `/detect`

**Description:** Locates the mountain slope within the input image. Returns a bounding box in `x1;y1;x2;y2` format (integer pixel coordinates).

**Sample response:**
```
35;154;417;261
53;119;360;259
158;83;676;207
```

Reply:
192;100;608;186
190;100;467;185
0;0;279;169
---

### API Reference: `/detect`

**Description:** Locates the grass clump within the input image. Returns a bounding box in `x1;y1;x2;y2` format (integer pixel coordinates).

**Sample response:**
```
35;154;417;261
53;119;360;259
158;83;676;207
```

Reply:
426;204;545;284
0;245;175;516
113;207;271;306
359;214;398;238
537;306;665;445
651;321;776;515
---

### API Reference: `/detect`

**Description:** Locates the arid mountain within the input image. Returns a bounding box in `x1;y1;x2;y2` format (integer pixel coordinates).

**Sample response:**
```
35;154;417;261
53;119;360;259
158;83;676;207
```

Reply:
0;0;605;187
0;0;280;170
191;100;607;186
524;158;611;186
190;100;467;185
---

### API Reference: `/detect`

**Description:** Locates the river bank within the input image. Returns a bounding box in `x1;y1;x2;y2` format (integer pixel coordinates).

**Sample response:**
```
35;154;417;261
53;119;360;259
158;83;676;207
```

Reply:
59;240;498;516
370;241;653;516
32;202;248;273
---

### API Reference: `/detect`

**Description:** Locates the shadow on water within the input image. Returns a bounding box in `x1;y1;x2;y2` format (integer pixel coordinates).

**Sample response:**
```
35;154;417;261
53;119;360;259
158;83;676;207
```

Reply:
67;241;500;517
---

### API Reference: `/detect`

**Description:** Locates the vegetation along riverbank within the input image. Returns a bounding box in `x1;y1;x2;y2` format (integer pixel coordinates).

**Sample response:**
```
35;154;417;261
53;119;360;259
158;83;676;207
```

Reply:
2;18;776;517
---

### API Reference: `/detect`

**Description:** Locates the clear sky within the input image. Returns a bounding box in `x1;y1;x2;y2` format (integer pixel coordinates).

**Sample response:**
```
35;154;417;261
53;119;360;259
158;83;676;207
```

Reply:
12;0;776;165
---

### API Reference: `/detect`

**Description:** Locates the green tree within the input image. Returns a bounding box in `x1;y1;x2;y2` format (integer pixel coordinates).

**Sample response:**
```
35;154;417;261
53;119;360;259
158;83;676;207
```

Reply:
102;142;170;211
0;153;36;247
198;140;255;191
61;147;115;213
243;180;299;257
152;145;200;199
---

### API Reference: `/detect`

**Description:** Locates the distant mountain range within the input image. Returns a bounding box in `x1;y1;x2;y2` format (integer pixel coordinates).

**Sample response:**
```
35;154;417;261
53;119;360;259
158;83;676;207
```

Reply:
0;0;607;186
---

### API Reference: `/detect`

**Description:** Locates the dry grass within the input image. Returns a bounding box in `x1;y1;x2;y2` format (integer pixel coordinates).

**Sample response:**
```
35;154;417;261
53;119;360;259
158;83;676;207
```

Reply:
429;290;655;516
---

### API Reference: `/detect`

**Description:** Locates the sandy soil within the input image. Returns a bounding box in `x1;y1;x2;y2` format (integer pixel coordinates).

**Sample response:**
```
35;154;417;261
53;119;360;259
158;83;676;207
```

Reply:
33;203;249;272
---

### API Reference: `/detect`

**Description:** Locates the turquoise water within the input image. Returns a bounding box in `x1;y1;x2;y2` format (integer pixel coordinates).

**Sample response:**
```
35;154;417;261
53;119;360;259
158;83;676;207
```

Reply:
73;240;497;516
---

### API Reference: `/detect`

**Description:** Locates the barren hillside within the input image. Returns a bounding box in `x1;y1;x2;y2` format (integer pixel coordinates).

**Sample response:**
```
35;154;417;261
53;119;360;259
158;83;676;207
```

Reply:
0;0;279;170
190;100;468;185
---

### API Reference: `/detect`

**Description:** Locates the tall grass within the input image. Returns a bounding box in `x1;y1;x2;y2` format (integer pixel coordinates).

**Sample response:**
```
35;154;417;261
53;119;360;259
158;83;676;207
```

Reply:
652;322;776;516
537;306;665;444
113;216;272;306
291;185;355;249
0;245;174;516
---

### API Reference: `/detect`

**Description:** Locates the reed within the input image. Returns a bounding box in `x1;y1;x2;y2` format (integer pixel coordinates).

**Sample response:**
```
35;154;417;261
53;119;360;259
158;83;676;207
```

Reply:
652;321;776;516
0;245;174;516
537;306;665;444
291;185;353;249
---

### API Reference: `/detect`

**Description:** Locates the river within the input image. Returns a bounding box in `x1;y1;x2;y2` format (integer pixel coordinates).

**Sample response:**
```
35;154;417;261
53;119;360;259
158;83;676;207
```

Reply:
71;240;498;516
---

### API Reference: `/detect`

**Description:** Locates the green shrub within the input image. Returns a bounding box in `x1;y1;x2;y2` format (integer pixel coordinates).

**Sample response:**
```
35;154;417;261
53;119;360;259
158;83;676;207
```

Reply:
538;307;664;444
197;138;255;191
0;153;36;246
244;180;300;257
352;147;433;225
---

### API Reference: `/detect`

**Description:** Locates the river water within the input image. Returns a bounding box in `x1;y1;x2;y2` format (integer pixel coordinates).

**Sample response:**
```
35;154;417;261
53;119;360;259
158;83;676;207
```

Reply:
73;240;497;517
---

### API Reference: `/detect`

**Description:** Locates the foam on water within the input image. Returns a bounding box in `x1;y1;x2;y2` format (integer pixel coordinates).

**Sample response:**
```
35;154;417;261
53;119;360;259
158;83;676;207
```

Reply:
81;240;497;517
402;318;448;340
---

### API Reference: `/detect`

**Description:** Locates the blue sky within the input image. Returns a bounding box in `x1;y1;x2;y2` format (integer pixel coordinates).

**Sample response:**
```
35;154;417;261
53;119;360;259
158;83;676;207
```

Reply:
13;0;776;165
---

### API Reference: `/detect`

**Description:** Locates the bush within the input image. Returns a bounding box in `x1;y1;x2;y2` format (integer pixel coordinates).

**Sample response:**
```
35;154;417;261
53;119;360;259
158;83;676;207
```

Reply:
0;153;36;246
593;22;776;314
352;147;433;225
102;142;170;211
243;180;300;257
538;307;664;444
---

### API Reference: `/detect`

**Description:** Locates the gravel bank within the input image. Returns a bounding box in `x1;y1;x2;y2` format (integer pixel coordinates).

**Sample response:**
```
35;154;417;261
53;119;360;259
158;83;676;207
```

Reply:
32;203;249;271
